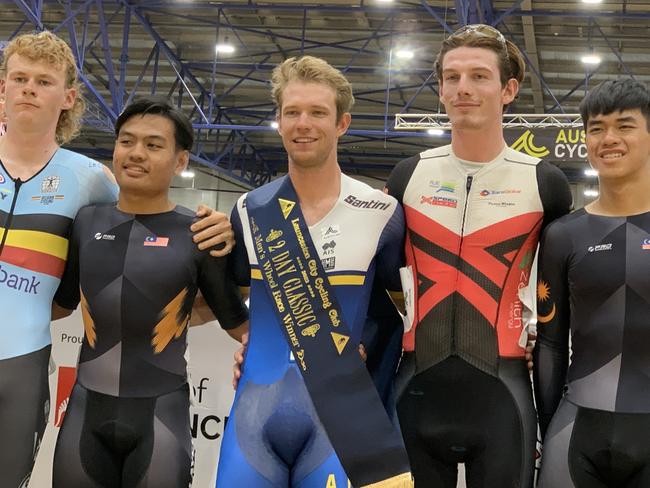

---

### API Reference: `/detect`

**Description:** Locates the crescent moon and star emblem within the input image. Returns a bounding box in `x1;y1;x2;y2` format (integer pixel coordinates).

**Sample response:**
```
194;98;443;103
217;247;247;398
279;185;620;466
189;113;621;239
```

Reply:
537;280;556;324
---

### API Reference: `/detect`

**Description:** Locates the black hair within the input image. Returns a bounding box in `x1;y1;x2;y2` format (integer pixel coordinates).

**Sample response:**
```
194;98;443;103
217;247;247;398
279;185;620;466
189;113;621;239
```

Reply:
580;78;650;130
115;95;194;150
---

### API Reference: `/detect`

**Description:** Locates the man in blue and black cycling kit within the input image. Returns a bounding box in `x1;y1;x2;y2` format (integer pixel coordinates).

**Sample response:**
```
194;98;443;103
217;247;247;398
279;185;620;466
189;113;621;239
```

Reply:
0;31;234;488
218;55;412;488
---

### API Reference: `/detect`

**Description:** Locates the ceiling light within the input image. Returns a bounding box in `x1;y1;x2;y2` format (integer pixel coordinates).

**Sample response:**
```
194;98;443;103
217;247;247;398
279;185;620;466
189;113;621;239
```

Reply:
377;0;394;3
395;49;414;60
584;168;598;176
582;0;602;4
215;43;235;54
270;121;279;129
181;170;195;178
581;54;601;65
583;189;599;197
427;128;444;136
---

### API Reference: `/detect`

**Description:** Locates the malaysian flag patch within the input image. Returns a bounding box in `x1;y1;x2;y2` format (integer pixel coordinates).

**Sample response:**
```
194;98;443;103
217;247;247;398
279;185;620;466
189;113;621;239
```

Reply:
144;236;169;247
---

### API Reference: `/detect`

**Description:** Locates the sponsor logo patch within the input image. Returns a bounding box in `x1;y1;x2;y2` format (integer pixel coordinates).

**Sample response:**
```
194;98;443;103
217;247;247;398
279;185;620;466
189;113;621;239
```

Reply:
429;180;456;194
321;224;341;239
41;175;60;193
642;238;650;250
479;189;522;197
322;257;336;271
0;174;5;184
420;195;458;208
344;195;390;211
31;195;64;205
588;243;613;253
94;233;115;241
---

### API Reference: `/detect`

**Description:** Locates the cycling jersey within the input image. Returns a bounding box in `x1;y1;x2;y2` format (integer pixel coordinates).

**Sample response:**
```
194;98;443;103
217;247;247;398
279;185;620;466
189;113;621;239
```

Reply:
535;209;650;487
217;173;405;487
387;144;571;488
387;145;571;376
52;202;248;487
0;148;117;360
0;148;117;488
54;203;249;397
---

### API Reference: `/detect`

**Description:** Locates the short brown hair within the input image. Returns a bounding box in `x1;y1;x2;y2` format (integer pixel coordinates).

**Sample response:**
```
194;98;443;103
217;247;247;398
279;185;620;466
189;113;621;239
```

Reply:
1;31;84;144
434;26;526;88
271;56;354;122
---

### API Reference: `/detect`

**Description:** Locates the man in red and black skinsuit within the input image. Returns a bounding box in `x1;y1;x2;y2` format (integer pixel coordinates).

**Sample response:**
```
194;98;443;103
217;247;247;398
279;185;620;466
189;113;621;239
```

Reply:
387;25;572;488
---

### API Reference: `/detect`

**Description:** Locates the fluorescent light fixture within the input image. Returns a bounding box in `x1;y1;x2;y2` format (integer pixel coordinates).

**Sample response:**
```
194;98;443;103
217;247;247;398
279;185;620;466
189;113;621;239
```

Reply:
215;43;235;54
427;128;445;136
584;189;599;197
377;0;394;3
395;49;414;60
582;0;602;4
581;54;601;65
181;170;195;178
270;121;279;129
584;168;598;177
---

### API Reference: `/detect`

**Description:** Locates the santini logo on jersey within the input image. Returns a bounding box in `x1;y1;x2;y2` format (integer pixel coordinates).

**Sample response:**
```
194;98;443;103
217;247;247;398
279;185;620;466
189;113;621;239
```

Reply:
588;243;613;253
343;195;390;211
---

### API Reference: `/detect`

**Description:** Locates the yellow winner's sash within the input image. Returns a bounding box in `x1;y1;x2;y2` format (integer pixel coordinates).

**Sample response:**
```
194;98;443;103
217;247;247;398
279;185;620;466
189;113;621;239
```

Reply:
246;176;412;487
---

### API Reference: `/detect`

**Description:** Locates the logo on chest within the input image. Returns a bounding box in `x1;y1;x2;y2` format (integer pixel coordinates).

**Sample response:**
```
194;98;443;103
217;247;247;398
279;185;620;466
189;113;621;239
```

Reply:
41;175;61;193
587;243;613;253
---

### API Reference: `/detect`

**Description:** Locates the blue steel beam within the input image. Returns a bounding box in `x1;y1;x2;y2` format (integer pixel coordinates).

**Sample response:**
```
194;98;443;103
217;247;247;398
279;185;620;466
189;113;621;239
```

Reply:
95;0;120;113
13;0;43;30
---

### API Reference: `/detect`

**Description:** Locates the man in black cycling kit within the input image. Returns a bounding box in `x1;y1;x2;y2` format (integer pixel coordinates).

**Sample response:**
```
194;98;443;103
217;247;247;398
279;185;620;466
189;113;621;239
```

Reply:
52;96;249;487
386;25;571;487
535;79;650;488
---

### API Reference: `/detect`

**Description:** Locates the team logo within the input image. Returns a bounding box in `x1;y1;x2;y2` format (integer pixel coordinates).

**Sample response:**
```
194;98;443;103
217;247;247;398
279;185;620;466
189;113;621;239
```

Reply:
0;174;4;184
144;236;169;247
537;280;556;324
41;175;60;193
322;240;336;251
511;130;550;158
429;180;456;194
322;257;336;271
55;366;77;427
642;239;650;250
587;243;612;253
321;224;341;239
479;189;522;197
420;195;458;208
31;195;64;205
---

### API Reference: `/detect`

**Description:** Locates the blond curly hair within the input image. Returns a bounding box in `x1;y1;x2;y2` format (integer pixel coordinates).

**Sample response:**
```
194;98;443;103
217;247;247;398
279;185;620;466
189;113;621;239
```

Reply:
1;31;84;144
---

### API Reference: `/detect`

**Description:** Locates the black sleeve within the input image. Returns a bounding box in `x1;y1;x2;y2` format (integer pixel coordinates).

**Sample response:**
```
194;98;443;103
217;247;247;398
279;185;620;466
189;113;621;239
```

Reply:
53;208;86;310
362;277;403;407
533;219;571;439
385;155;420;202
229;200;251;287
537;161;572;232
197;252;249;330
